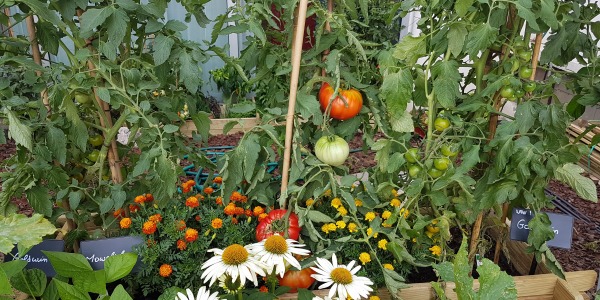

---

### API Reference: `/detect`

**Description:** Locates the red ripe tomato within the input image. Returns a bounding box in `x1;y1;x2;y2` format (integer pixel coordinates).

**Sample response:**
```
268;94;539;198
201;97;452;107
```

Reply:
255;209;301;241
278;268;315;293
319;82;363;121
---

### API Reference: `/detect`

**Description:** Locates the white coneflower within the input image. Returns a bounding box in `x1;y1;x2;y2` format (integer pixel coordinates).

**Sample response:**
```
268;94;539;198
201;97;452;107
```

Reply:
200;244;266;287
175;286;219;300
311;253;373;300
246;234;311;277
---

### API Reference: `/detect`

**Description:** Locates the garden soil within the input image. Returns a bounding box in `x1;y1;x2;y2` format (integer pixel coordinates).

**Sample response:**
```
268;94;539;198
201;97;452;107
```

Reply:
2;132;599;281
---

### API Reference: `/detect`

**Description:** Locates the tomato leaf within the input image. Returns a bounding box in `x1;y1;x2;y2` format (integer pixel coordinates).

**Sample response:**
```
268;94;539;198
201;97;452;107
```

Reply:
554;163;598;202
539;0;559;30
389;110;415;133
296;92;323;125
5;108;33;151
26;186;52;217
80;7;115;38
393;35;427;65
447;23;467;57
432;60;461;108
466;23;497;58
454;0;474;17
477;259;517;299
153;34;175;66
47;126;67;165
514;0;539;31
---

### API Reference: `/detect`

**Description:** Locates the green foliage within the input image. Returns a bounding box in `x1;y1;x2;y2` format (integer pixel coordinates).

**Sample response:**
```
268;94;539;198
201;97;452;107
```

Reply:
0;213;57;254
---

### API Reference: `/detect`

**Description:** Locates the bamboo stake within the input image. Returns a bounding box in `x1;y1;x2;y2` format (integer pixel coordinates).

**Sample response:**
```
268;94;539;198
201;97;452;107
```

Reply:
4;8;14;38
24;16;50;113
529;34;543;81
280;0;309;207
77;10;123;185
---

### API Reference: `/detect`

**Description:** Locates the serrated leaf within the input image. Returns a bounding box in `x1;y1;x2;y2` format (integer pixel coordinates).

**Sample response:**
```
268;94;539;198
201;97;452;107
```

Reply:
452;238;475;299
10;269;46;297
382;268;409;296
466;23;498;57
539;0;558;29
80;7;115;38
106;9;128;47
390;110;415;133
554;163;597;202
455;0;475;16
514;101;538;134
248;20;266;45
393;35;427;65
26;186;52;217
116;0;138;10
43;252;93;278
165;20;187;31
5;108;32;151
47;126;67;165
191;112;211;143
105;253;137;283
296;92;323;125
53;280;91;300
477;259;517;299
97;87;111;103
179;51;200;94
68;191;83;210
152;152;178;200
163;124;179;134
514;0;539;31
432;60;461;108
0;214;56;254
153;34;174;66
36;21;60;55
18;0;64;27
447;23;467;57
380;68;413;114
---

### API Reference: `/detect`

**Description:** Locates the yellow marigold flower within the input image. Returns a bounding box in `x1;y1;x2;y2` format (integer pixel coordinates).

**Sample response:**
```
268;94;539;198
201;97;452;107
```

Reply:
337;206;348;216
390;198;401;207
391;189;397;196
224;203;237;216
367;227;373;236
211;218;223;229
348;223;358;233
215;196;223;205
412;237;417;242
403;209;410;218
359;252;371;265
148;214;162;224
177;239;187;251
323;189;332;197
331;197;342;208
327;223;337;232
203;186;214;195
354;199;363;207
159;264;172;277
322;224;332;234
429;245;442;256
119;218;131;229
378;239;388;250
306;198;315;207
365;212;376;222
383;263;394;270
258;213;268;222
253;206;264;217
382;210;392;220
426;231;435;239
336;220;346;229
370;296;381;300
142;221;157;235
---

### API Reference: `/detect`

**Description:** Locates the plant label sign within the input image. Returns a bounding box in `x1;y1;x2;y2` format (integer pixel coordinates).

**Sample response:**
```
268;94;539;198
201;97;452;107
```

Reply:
6;240;64;277
80;236;143;271
509;208;574;249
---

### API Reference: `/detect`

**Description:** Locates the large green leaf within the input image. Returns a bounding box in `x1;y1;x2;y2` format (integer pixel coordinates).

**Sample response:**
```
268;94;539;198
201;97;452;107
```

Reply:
47;126;67;165
80;7;115;38
393;35;427;65
190;112;211;143
10;269;46;297
72;270;106;294
554;163;597;202
0;214;56;254
5;108;32;151
466;23;497;58
153;34;175;66
432;60;461;108
0;270;12;296
104;253;137;283
53;280;91;300
477;259;517;299
25;186;52;217
42;252;93;278
110;285;132;300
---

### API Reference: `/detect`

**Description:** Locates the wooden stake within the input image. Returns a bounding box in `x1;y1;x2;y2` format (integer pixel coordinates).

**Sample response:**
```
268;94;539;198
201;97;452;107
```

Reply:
530;33;543;81
280;0;309;207
4;8;15;38
24;16;50;113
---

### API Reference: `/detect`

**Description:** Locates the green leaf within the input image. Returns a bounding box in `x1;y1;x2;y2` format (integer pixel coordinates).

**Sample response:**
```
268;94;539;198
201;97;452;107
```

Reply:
42;280;59;300
554;163;597;202
36;21;60;55
68;191;83;210
0;270;12;296
17;0;65;27
80;7;115;38
514;0;539;31
466;23;498;58
53;280;91;300
248;20;266;45
191;112;211;143
477;259;517;299
0;260;27;278
97;87;111;103
382;268;409;296
306;210;335;223
105;253;137;283
10;269;46;297
72;270;106;294
455;0;475;16
42;252;93;278
152;153;178;201
0;214;56;255
393;35;427;65
179;51;200;94
110;285;132;300
163;124;179;134
153;34;174;66
527;213;555;249
432;60;461;108
106;9;129;47
165;20;187;31
26;186;52;217
296;92;323;126
47;126;67;165
380;68;413;114
539;0;558;29
5;108;33;151
116;0;138;10
452;238;475;299
390;110;415;133
447;23;467;57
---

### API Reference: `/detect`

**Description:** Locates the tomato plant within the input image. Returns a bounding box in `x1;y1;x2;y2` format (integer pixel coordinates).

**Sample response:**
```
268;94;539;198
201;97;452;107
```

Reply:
404;148;420;163
523;82;537;92
318;82;363;121
314;135;350;166
433;158;451;171
408;165;422;178
519;67;533;79
278;268;315;293
255;209;300;241
500;86;515;98
434;117;451;132
88;135;104;147
440;144;458;157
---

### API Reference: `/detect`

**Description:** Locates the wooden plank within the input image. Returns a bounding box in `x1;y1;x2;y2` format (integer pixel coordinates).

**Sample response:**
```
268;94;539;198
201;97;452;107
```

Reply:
553;278;583;300
180;118;260;137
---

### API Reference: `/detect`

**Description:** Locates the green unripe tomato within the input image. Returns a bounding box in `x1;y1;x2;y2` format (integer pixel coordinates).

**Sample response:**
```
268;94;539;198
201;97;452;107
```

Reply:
408;165;422;178
500;86;515;98
427;168;444;179
88;135;104;147
434;117;451;132
440;144;458;157
404;148;420;163
517;50;533;62
523;82;537;92
74;91;94;105
519;67;534;79
514;89;525;98
433;157;451;171
87;150;100;162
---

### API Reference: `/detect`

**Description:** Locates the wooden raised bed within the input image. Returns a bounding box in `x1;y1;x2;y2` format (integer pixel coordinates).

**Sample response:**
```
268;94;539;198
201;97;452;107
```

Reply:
279;270;597;300
180;117;260;137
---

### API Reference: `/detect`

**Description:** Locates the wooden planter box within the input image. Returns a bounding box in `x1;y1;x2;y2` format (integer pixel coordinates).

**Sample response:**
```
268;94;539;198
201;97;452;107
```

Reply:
180;117;260;137
279;270;597;300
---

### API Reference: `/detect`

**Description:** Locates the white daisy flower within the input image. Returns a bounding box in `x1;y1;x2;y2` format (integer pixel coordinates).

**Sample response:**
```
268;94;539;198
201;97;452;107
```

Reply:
246;234;311;277
311;253;373;300
201;244;267;287
175;286;219;300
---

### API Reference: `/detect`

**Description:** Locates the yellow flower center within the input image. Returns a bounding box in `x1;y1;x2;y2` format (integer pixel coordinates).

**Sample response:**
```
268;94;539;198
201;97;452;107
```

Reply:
264;235;288;254
222;244;249;265
330;267;353;285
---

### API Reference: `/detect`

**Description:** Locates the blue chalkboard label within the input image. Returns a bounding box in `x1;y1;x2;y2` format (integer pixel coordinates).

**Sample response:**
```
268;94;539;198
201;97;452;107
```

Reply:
6;240;64;277
80;236;143;271
509;208;574;249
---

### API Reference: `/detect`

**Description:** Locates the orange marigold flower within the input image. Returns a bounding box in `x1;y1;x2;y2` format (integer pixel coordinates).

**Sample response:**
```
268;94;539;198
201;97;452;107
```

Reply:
195;215;201;222
145;193;154;202
177;239;187;251
224;203;236;216
113;208;125;219
184;228;199;242
142;221;157;235
259;286;268;293
159;264;172;277
213;176;223;184
258;213;268;222
119;217;131;229
230;191;243;202
240;195;248;203
234;207;245;215
211;218;223;229
182;185;192;193
215;196;223;205
134;195;147;204
129;204;140;213
149;214;162;223
185;196;199;208
253;206;264;217
204;186;214;195
245;209;253;217
231;217;238;224
196;194;205;201
176;220;186;231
